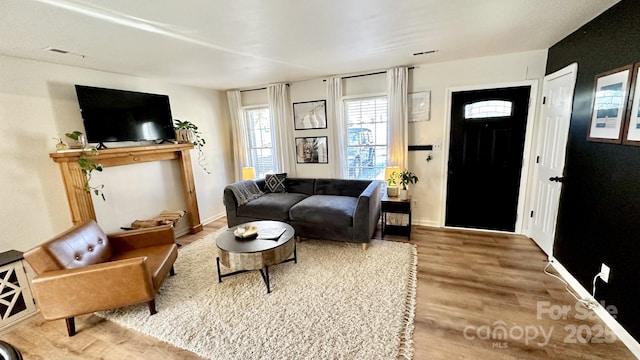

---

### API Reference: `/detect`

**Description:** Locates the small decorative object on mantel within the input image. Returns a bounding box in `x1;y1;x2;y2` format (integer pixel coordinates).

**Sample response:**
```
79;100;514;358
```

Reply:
398;169;419;201
174;119;210;174
53;136;68;151
65;131;86;149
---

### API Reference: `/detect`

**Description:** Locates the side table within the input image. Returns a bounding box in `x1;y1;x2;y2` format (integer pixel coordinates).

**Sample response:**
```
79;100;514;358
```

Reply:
0;250;36;330
381;194;412;240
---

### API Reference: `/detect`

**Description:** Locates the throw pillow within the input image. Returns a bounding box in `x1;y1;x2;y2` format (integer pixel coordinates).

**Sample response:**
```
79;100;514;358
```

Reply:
265;173;287;193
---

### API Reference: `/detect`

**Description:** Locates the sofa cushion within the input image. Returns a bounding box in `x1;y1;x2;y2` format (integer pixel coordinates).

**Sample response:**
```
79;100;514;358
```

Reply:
111;244;178;291
265;173;287;193
289;195;357;227
285;178;315;195
315;179;371;197
237;192;308;221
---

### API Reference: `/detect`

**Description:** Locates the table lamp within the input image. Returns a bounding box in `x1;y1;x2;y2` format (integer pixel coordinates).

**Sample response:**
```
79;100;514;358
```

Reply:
242;167;256;180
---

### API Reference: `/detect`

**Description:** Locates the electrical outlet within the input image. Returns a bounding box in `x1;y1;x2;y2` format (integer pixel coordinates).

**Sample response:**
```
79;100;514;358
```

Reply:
433;143;442;151
413;200;417;207
600;263;610;283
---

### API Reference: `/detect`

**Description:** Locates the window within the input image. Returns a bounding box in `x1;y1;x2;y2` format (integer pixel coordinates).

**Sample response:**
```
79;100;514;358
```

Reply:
464;100;513;119
243;107;275;178
344;96;388;180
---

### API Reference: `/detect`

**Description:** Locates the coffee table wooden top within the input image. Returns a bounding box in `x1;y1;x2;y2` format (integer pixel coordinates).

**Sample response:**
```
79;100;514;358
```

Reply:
217;220;294;254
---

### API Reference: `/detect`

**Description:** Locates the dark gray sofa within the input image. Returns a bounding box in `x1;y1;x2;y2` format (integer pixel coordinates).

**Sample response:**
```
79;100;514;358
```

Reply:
223;178;382;248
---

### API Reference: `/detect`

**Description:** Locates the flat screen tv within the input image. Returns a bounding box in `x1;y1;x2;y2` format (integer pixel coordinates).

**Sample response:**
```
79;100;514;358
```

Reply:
75;85;175;148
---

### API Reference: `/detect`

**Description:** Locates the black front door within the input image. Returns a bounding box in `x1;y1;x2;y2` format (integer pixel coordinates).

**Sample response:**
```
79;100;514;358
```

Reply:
445;86;531;232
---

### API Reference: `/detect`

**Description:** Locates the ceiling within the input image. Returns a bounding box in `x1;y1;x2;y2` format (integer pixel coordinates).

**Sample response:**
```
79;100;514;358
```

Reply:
0;0;620;90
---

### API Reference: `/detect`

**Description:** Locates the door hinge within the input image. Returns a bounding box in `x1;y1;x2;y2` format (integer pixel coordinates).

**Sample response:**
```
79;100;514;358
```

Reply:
543;96;546;105
530;210;534;218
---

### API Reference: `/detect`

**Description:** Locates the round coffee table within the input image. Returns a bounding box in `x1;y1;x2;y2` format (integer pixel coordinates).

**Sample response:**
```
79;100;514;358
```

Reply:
216;220;296;293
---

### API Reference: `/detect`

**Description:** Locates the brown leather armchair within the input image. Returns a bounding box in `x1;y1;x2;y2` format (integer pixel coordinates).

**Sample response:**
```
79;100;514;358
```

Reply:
24;220;178;336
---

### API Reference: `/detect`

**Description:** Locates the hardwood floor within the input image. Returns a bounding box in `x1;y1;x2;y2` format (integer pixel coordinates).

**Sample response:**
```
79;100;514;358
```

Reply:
1;218;635;359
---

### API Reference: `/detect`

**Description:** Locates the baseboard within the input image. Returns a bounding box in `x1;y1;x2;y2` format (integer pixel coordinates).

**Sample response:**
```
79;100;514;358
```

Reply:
411;219;440;227
201;212;226;226
550;257;640;358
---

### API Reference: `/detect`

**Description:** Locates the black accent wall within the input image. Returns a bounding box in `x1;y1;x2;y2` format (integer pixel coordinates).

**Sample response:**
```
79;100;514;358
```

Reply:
546;0;640;341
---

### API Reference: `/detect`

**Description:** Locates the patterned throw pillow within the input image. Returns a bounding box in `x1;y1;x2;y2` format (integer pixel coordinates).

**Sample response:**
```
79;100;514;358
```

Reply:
265;173;287;193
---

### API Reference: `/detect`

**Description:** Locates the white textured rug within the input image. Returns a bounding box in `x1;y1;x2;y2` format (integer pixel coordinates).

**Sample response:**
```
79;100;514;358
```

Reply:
97;228;417;360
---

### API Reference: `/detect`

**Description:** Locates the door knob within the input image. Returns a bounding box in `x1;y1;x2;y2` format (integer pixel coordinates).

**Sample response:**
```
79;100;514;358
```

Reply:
549;176;565;183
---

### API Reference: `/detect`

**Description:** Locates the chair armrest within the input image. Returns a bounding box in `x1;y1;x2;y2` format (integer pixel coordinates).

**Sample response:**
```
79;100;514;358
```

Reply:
353;181;382;242
31;257;155;320
108;224;175;252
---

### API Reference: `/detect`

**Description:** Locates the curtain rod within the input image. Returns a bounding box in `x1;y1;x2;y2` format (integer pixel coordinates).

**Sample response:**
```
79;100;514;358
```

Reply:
323;66;415;82
240;87;265;93
239;84;289;93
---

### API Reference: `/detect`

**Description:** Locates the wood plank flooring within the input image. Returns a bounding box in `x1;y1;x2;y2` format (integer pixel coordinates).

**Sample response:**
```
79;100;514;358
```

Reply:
1;218;635;359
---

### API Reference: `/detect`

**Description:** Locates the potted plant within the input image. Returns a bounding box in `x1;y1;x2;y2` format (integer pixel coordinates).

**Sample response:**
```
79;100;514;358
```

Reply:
65;131;86;149
174;119;210;174
398;169;419;200
386;170;400;197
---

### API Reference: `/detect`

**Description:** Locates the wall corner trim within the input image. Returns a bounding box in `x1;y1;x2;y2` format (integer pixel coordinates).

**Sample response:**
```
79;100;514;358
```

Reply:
550;257;640;357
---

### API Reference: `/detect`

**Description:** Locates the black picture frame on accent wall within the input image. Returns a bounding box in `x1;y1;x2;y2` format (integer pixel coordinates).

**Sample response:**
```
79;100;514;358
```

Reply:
295;136;328;164
293;100;327;130
587;64;633;144
622;62;640;146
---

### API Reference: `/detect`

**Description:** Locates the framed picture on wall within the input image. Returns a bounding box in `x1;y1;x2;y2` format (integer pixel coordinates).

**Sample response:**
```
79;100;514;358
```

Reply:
293;100;327;130
408;91;431;122
622;63;640;146
587;64;633;143
295;136;328;164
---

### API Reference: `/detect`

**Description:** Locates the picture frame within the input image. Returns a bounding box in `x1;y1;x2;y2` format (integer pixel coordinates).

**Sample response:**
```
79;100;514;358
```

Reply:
622;63;640;146
408;91;431;122
293;100;327;130
587;64;633;143
295;136;328;164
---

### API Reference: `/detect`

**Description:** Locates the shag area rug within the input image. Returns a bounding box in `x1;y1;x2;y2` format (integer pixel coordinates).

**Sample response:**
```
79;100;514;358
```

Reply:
97;228;417;360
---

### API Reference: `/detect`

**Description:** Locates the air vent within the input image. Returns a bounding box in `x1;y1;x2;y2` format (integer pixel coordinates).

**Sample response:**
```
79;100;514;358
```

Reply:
44;47;86;58
412;49;438;56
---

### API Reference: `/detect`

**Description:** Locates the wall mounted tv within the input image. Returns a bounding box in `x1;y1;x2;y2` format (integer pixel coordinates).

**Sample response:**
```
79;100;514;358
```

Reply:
75;85;176;148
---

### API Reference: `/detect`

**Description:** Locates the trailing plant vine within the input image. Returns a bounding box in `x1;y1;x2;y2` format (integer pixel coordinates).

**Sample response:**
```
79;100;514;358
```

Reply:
63;131;106;200
174;119;211;174
78;147;105;201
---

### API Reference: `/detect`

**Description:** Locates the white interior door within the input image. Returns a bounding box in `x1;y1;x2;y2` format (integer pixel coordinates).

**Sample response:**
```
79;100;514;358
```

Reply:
529;63;578;257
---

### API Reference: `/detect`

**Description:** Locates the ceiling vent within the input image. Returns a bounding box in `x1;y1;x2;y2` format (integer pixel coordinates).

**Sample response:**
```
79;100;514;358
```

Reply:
412;50;438;56
44;47;86;58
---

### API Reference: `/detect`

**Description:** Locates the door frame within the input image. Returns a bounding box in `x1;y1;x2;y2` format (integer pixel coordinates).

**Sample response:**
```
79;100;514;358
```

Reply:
440;79;540;234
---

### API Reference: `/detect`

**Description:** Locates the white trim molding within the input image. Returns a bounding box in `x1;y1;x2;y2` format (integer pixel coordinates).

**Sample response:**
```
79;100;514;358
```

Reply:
550;257;640;358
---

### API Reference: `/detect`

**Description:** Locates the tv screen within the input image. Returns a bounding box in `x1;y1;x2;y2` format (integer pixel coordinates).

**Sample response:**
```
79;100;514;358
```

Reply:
75;85;175;146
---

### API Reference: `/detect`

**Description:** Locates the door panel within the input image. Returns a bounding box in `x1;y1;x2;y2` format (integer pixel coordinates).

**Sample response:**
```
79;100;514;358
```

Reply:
446;86;531;232
530;63;578;256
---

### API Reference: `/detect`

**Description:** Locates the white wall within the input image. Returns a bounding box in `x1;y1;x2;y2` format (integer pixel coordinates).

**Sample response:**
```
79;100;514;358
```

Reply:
407;50;548;227
242;50;548;228
0;55;233;252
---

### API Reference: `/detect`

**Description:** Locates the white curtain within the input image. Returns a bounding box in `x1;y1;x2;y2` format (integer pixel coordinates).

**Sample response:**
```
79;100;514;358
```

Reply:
268;83;296;176
387;67;409;169
327;76;347;178
226;90;249;182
